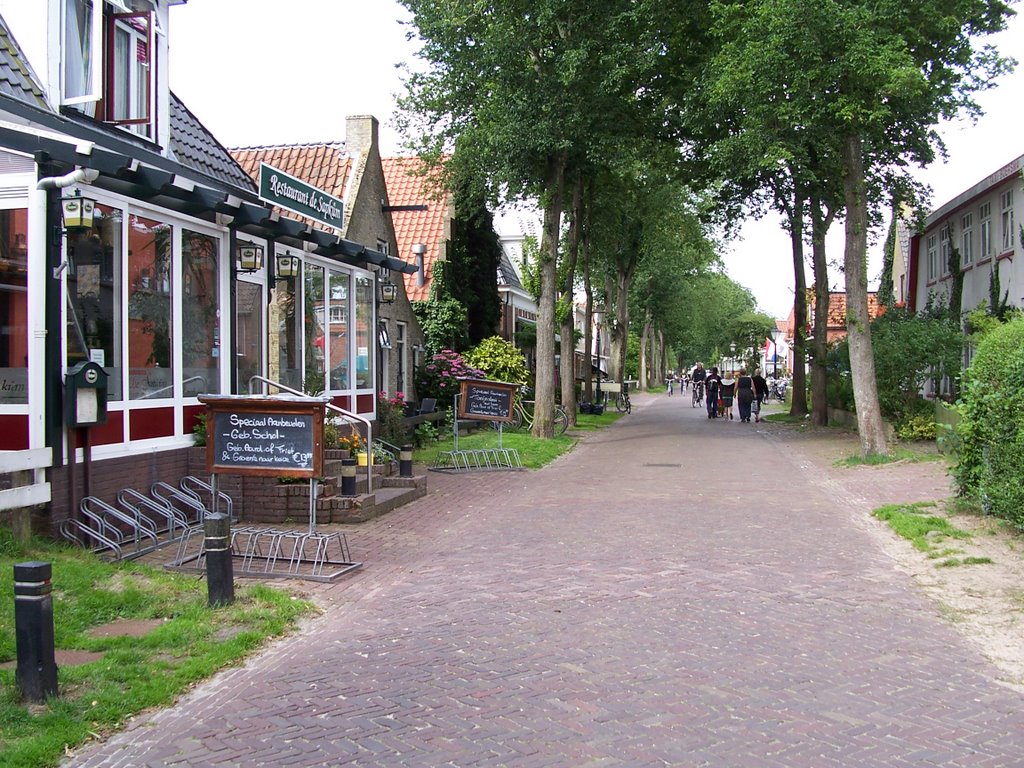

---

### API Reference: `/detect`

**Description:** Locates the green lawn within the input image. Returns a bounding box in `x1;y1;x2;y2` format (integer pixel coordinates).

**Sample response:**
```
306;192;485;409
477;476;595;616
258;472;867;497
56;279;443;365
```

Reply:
0;531;312;768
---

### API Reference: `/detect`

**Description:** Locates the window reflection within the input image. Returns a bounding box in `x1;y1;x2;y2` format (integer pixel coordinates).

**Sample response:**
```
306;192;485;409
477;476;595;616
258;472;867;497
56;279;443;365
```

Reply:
126;214;172;399
355;274;372;389
328;272;349;390
303;263;325;394
66;204;122;400
0;209;29;404
182;229;220;397
270;253;301;391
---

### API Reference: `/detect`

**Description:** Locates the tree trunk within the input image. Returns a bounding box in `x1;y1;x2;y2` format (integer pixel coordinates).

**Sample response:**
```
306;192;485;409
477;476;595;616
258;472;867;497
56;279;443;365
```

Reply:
559;168;584;426
809;194;832;426
638;315;651;391
533;152;567;439
788;191;809;417
841;134;888;455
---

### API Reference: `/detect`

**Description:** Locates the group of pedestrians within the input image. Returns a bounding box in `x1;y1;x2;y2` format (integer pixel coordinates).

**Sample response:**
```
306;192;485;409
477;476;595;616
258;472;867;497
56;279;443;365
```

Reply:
683;362;770;422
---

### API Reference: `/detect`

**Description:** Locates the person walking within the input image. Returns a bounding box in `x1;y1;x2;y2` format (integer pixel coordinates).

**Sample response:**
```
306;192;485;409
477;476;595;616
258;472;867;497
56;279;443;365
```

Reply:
752;367;769;423
719;371;736;420
736;368;755;422
705;366;722;418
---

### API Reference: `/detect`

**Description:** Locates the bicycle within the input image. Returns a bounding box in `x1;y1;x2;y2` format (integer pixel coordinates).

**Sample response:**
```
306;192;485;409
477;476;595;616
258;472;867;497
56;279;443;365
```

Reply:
615;384;632;414
493;399;569;435
691;380;704;408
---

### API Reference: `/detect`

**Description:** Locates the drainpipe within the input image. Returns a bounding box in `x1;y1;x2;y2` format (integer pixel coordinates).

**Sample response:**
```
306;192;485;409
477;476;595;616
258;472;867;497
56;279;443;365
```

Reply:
36;166;100;191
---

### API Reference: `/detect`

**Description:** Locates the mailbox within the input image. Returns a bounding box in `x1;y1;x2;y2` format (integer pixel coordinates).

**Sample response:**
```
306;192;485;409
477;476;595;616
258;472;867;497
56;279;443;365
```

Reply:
65;361;108;427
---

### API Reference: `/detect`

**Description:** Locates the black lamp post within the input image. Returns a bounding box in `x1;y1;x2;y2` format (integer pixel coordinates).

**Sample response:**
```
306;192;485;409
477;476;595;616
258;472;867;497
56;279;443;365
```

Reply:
770;327;782;378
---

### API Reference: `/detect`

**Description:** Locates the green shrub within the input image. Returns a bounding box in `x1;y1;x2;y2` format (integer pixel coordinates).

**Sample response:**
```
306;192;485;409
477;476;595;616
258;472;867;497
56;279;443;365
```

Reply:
952;314;1024;526
415;349;485;403
463;336;528;385
895;413;938;441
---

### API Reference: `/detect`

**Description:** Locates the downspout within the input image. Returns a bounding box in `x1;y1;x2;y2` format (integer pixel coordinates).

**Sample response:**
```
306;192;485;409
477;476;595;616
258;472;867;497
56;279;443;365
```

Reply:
36;166;100;191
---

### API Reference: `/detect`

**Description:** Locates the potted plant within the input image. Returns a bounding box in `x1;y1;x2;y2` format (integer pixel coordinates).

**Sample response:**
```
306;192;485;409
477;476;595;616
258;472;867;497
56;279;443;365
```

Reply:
336;431;364;460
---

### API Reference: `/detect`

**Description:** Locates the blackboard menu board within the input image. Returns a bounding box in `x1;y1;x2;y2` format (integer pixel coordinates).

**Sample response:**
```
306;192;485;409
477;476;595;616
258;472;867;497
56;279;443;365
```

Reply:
199;396;325;478
457;378;518;423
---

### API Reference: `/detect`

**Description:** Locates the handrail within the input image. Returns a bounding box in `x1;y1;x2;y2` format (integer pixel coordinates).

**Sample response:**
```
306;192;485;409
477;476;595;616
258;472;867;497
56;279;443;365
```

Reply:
138;375;208;400
248;375;374;493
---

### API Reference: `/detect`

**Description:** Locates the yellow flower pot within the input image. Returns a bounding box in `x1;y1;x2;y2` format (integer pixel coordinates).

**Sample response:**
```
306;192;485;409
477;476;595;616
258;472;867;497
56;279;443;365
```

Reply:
356;451;370;466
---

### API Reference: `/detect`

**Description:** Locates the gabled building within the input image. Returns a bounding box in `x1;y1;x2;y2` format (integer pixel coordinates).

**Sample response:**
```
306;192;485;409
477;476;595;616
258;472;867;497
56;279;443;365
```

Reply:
0;3;412;531
231;120;425;401
907;154;1022;319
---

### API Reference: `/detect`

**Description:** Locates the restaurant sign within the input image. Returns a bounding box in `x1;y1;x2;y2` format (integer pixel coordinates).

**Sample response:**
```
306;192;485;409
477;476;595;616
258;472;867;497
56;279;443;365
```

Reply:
258;162;345;230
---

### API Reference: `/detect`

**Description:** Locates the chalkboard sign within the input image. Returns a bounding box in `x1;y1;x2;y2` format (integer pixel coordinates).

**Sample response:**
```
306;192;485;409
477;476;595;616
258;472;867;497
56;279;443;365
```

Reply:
199;396;325;478
457;378;518;423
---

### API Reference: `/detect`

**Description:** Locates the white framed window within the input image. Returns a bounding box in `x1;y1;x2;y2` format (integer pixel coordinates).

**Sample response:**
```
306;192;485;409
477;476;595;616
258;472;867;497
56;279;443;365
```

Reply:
940;228;952;277
979;202;992;259
1000;189;1014;252
960;212;974;266
396;321;408;397
59;1;155;139
926;234;938;282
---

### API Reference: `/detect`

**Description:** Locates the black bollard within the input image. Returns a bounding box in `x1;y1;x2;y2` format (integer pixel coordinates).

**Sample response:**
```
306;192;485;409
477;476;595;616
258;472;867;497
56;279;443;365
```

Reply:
399;444;414;478
340;458;357;496
204;513;234;607
14;561;58;702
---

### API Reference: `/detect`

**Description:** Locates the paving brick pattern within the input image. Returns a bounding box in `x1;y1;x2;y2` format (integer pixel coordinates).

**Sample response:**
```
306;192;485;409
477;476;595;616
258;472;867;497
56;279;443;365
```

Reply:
65;395;1024;767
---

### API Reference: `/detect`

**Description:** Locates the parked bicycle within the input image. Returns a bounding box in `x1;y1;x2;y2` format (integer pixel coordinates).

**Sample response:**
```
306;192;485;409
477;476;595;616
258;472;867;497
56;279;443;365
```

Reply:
615;384;632;414
493;399;569;435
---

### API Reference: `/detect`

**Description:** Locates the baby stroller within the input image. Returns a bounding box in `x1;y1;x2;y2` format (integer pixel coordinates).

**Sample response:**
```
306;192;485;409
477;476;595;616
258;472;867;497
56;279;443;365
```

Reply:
719;378;736;420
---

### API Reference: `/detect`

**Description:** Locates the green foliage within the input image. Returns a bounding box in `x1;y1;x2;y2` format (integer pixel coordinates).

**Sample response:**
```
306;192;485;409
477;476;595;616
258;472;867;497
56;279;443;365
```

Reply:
463;336;528;385
376;391;408;445
827;306;963;426
895;414;938;442
191;413;208;447
952;315;1024;527
414;349;485;403
413;420;441;447
411;297;470;354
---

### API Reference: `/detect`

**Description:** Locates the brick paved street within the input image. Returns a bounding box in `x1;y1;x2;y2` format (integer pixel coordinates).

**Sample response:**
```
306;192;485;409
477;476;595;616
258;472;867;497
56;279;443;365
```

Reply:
65;393;1024;767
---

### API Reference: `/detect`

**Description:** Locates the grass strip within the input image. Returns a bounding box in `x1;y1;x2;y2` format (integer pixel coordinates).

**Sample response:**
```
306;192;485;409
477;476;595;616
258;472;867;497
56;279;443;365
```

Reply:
872;502;973;553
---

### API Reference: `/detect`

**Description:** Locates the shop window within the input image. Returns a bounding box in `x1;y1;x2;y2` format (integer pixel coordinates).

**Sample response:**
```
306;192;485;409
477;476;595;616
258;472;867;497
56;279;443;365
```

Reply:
66;203;123;400
271;250;301;392
925;234;937;282
126;214;172;399
60;0;155;139
182;229;221;397
0;209;29;405
355;274;373;390
303;263;325;394
328;272;350;391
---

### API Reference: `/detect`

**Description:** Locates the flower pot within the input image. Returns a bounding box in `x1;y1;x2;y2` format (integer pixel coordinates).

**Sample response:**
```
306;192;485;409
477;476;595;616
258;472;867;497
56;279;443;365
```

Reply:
356;451;370;467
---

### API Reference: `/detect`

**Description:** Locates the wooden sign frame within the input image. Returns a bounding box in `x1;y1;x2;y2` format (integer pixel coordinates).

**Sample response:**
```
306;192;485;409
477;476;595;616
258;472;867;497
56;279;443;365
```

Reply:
199;396;325;479
457;378;519;423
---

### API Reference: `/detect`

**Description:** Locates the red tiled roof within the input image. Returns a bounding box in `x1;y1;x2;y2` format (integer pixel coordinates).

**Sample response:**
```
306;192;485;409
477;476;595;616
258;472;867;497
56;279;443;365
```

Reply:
229;143;351;231
382;157;450;303
808;291;885;342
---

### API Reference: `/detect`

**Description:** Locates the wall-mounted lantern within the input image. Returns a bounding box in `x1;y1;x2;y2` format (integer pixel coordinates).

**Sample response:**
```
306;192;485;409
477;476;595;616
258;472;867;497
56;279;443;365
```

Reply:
379;276;398;304
60;192;96;230
237;242;264;273
412;243;426;287
276;254;300;279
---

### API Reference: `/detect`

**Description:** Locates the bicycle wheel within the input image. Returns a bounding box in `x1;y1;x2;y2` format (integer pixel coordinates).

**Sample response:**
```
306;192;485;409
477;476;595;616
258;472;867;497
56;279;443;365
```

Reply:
615;393;627;413
554;407;568;435
624;395;632;414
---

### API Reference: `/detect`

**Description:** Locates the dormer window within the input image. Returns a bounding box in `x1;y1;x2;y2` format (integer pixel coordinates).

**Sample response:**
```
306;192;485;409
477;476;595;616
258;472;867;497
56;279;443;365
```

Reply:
60;0;155;140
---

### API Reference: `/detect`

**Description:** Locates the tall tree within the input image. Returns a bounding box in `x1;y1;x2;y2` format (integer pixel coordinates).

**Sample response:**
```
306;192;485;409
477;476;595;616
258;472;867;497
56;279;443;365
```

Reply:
699;0;1012;454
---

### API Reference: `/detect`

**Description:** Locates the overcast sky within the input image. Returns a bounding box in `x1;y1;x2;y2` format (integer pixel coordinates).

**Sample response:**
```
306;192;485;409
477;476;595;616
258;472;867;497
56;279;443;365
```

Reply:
170;1;1024;320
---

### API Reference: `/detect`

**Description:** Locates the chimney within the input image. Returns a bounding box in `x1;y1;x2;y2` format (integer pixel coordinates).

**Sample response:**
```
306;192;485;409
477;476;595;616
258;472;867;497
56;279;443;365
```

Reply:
345;115;379;154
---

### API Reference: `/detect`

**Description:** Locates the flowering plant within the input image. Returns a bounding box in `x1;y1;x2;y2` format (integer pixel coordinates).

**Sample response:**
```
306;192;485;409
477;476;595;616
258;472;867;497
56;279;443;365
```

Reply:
416;349;486;404
377;391;408;444
335;432;364;455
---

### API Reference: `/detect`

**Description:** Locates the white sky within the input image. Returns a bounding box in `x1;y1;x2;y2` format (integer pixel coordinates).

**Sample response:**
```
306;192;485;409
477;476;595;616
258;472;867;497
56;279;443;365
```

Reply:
170;1;1024;320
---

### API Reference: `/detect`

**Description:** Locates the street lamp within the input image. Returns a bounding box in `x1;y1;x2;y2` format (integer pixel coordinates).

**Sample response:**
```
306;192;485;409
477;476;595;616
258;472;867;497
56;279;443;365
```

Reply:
729;342;736;374
593;303;606;409
770;326;782;379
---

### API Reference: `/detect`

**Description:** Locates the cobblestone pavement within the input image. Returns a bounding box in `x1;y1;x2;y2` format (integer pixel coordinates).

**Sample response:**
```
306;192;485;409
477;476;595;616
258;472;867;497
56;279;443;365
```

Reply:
65;394;1024;767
